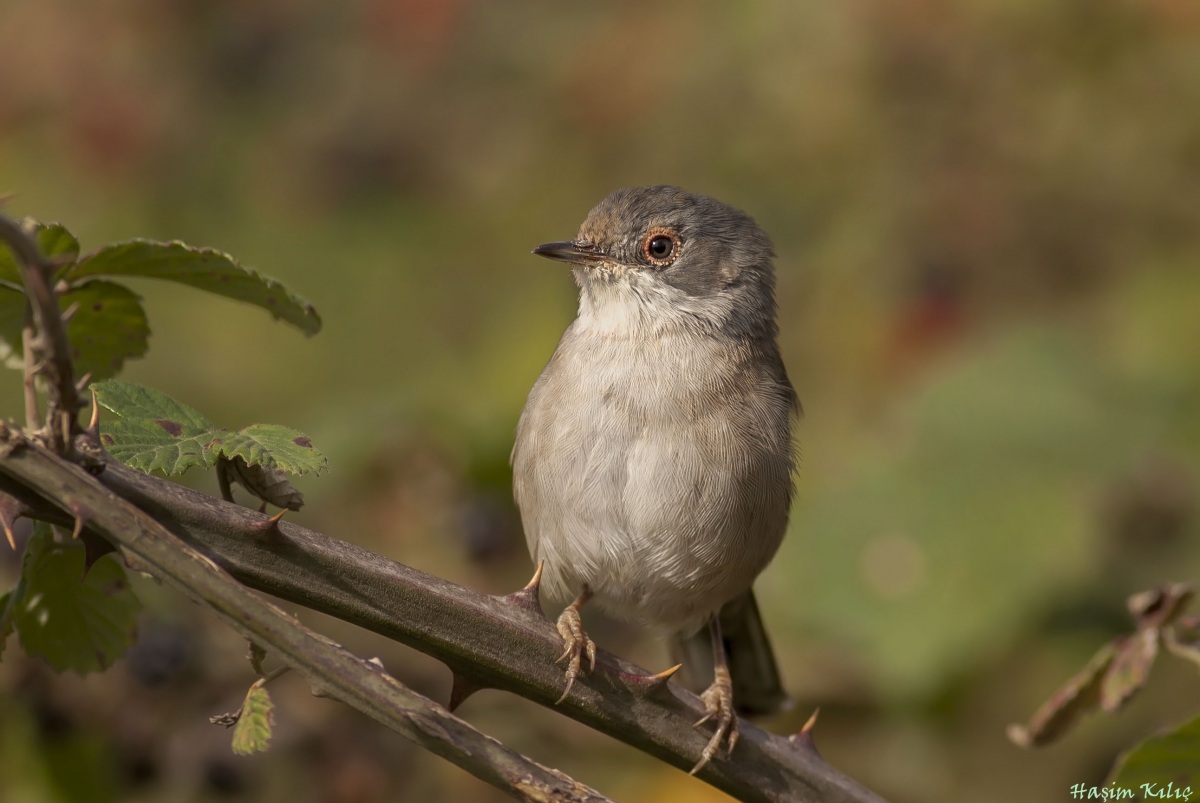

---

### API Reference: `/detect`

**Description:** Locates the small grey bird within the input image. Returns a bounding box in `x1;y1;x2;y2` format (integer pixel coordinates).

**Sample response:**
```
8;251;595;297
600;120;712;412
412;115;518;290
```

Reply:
512;185;798;772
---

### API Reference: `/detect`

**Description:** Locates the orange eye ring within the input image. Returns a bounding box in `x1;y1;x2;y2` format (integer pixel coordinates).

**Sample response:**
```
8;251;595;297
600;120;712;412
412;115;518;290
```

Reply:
640;228;680;267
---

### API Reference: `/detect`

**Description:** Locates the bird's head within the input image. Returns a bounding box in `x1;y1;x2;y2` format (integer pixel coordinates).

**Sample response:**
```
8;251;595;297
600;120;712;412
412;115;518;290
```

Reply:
532;186;779;338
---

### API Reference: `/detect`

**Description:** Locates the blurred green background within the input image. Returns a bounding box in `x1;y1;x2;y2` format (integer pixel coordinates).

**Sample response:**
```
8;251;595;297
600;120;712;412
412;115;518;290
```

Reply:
2;1;1200;801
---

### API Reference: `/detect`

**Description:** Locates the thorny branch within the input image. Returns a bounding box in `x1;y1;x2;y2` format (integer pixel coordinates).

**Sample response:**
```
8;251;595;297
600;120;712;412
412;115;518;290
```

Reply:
0;453;887;803
0;434;610;803
0;212;888;802
0;216;82;452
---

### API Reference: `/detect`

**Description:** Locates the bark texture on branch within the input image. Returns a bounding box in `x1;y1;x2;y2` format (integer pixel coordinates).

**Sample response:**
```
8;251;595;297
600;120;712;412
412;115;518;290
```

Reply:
0;452;887;803
0;432;612;803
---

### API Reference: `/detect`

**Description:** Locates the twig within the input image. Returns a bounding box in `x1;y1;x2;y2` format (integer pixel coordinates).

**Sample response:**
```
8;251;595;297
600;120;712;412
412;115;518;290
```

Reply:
21;300;38;430
0;216;82;452
0;433;611;803
0;457;888;803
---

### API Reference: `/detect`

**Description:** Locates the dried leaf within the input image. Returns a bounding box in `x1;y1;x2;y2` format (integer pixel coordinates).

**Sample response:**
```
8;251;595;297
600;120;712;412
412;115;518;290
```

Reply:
1128;584;1194;630
1100;629;1158;713
1008;640;1118;748
221;456;304;511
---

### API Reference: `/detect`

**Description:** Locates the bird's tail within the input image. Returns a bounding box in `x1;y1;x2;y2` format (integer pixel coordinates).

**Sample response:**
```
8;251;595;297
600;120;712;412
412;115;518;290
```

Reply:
670;589;792;717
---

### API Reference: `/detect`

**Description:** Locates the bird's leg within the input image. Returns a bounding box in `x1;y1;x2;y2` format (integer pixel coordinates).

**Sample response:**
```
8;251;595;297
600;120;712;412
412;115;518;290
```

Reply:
554;585;596;704
690;615;739;774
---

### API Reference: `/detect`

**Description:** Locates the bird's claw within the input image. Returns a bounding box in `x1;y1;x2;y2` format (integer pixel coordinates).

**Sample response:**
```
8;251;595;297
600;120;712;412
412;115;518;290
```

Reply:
690;674;739;774
554;604;596;704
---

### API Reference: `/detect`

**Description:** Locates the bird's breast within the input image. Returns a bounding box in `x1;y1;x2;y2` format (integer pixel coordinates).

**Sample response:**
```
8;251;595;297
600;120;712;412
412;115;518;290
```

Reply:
512;325;795;631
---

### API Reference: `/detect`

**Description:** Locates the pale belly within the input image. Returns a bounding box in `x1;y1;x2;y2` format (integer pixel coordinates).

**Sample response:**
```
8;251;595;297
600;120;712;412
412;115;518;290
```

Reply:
512;330;794;634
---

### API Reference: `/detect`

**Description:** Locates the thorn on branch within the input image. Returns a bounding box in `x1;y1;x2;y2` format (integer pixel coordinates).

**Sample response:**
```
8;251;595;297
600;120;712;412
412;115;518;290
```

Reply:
448;672;490;712
80;531;118;576
66;500;89;539
245;508;287;537
622;663;682;698
500;560;546;617
60;301;80;326
787;708;822;758
86;390;100;434
0;492;31;550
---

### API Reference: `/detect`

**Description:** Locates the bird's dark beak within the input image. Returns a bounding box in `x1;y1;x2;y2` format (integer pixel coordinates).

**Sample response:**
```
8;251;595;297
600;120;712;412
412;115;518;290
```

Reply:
531;240;607;266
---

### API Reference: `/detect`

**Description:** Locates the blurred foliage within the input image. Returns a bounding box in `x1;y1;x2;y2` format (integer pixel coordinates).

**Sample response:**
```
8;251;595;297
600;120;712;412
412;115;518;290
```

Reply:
1009;584;1200;749
12;525;140;676
2;0;1200;801
1110;712;1200;793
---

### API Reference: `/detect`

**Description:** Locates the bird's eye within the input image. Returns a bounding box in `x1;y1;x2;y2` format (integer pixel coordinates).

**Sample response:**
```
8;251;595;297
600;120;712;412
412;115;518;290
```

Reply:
640;229;679;266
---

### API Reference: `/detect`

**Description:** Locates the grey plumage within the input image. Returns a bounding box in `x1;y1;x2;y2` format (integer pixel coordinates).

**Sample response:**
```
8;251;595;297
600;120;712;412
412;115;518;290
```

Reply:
513;185;798;724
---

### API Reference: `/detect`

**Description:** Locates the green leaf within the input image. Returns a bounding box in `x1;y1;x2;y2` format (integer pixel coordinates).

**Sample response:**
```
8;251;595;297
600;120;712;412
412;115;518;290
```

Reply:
66;240;321;336
0;279;150;380
1109;712;1200;792
0;220;80;287
13;525;140;674
38;222;82;265
231;685;275;755
62;280;150;380
94;380;326;479
94;378;213;432
100;418;215;475
216;424;327;476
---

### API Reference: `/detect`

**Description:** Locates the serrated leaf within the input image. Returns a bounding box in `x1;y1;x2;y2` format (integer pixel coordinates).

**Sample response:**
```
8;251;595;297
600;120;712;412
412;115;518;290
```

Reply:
94;379;215;476
1108;712;1200;791
0;220;80;286
13;525;140;674
100;418;214;475
0;281;149;379
66;240;321;336
61;280;150;380
1100;629;1159;713
231;685;275;755
95;380;325;479
93;378;214;430
1008;639;1118;748
39;222;81;263
217;425;327;476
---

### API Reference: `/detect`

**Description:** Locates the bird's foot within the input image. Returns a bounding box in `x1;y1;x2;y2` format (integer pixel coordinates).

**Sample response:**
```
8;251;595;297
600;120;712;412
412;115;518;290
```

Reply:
690;668;739;774
553;593;596;704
